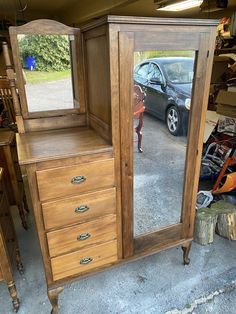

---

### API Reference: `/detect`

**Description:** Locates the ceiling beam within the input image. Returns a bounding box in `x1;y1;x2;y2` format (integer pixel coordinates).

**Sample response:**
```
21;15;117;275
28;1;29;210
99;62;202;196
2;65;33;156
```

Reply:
58;0;138;24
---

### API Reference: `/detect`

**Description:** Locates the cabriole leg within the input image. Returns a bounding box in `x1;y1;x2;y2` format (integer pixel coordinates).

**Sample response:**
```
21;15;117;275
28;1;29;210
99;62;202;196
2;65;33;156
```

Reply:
8;281;20;313
182;241;192;265
48;286;64;314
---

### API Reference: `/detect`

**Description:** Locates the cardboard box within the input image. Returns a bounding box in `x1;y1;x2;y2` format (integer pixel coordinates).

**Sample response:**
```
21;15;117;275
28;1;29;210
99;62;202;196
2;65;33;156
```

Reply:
211;56;230;83
216;90;236;118
228;86;236;92
204;110;219;143
216;90;236;105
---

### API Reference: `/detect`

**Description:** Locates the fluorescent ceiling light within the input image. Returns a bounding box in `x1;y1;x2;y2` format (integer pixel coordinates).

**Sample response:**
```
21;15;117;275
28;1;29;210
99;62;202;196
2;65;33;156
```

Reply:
157;0;203;11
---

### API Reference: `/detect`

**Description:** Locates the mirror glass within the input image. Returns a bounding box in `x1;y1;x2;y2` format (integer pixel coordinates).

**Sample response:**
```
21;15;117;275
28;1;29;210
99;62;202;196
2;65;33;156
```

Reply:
17;34;76;112
133;50;195;237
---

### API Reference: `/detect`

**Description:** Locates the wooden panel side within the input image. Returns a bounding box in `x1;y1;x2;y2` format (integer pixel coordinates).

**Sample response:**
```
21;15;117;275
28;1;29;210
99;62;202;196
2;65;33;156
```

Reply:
109;24;123;259
119;32;135;258
181;29;217;239
26;164;53;285
88;113;111;142
134;31;199;51
84;26;111;138
24;114;87;132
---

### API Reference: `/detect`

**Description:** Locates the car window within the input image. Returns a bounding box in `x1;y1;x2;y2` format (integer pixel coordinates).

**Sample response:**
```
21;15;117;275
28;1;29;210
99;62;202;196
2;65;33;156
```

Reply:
163;60;194;83
147;63;163;83
136;63;149;78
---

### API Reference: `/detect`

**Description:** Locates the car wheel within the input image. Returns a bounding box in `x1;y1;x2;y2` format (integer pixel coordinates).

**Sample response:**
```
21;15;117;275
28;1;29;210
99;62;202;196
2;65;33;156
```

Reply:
166;106;182;136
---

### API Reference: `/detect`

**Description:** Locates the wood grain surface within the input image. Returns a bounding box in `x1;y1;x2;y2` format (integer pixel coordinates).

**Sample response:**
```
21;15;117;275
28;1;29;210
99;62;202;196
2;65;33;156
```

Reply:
47;214;117;257
51;240;117;281
37;158;115;201
42;187;116;230
16;128;113;165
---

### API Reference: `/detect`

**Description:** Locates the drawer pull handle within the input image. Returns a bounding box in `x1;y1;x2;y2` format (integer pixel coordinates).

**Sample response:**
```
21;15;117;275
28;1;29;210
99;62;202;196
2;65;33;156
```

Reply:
71;175;86;185
75;205;89;213
77;233;91;241
80;257;93;265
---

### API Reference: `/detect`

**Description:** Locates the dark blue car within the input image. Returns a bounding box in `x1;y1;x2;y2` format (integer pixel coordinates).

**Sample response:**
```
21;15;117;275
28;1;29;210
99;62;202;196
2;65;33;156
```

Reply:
134;57;194;135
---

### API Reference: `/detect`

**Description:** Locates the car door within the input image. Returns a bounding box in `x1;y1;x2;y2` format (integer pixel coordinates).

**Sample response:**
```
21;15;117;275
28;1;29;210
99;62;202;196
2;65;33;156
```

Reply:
133;62;149;88
145;63;168;120
134;62;154;113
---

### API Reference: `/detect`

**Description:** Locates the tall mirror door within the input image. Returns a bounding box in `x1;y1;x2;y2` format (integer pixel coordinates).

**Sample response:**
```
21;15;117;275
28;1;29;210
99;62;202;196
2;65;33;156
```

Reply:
133;50;196;237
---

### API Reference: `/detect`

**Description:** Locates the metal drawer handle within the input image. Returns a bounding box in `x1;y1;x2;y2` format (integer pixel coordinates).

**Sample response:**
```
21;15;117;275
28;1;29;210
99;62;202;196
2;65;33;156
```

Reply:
77;233;91;241
80;257;93;265
71;175;86;184
75;205;89;214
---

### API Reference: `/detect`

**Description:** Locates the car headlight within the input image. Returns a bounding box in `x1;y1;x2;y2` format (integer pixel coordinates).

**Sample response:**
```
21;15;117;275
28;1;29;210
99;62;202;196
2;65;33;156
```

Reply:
185;98;191;110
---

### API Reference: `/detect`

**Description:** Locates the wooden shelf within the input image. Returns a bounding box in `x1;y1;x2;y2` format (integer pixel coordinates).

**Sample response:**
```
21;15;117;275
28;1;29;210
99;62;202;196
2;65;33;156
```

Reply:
16;127;113;165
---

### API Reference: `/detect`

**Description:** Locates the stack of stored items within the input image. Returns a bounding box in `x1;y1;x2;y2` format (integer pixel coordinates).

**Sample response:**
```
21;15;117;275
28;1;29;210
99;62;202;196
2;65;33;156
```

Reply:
216;90;236;118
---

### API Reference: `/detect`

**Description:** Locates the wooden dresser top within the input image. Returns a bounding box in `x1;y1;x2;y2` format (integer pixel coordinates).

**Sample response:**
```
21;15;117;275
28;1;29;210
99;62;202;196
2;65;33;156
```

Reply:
16;127;112;165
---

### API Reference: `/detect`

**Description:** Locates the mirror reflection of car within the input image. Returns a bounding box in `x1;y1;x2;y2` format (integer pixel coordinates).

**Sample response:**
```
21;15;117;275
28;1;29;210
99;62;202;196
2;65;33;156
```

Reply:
134;57;194;136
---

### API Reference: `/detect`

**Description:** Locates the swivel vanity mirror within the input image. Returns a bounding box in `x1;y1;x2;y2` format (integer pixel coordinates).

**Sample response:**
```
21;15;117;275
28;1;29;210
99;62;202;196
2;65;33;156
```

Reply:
9;20;86;133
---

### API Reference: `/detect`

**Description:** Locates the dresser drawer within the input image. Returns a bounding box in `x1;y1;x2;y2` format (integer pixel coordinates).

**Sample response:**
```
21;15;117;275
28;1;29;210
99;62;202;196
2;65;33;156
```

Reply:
36;159;114;201
47;214;117;257
42;188;116;230
51;240;117;281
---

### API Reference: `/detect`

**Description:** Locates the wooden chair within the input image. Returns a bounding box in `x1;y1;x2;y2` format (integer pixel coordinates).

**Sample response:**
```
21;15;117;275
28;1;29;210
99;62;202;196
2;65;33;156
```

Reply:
0;78;17;130
133;84;145;153
0;130;29;230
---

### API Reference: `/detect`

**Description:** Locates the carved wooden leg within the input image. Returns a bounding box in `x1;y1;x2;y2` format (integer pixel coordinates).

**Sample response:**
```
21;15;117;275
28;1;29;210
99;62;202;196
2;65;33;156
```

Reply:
181;241;192;265
135;112;144;153
15;248;24;275
48;286;64;314
18;203;28;230
8;281;20;313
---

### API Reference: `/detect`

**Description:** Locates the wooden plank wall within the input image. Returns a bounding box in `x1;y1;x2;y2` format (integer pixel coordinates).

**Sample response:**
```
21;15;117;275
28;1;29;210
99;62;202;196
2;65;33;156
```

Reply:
83;25;112;142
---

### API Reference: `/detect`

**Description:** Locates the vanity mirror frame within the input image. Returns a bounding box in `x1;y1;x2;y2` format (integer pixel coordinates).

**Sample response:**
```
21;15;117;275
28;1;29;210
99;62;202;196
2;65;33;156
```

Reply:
9;19;86;133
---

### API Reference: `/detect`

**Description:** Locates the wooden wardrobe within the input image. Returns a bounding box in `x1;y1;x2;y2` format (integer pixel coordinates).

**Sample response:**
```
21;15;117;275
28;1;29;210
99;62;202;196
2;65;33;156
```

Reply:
8;16;217;313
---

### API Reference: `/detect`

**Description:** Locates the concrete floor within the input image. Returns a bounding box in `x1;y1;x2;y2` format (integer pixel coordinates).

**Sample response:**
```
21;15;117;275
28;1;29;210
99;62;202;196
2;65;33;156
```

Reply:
1;115;236;313
134;114;187;236
1;212;236;314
